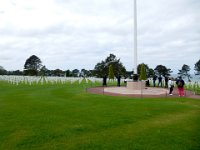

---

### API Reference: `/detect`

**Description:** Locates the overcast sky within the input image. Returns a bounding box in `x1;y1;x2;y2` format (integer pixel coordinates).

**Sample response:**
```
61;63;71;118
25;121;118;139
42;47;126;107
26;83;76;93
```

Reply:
0;0;199;73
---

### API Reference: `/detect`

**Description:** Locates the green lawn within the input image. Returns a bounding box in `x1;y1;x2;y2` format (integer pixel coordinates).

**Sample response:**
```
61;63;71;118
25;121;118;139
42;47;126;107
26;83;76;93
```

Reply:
0;81;200;150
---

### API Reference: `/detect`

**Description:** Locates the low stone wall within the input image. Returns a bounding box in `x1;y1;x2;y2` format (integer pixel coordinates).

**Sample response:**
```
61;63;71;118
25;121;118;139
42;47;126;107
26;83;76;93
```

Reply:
127;81;145;90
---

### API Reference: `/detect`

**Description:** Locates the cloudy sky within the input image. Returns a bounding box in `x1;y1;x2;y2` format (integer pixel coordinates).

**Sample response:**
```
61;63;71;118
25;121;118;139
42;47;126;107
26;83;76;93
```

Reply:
0;0;199;73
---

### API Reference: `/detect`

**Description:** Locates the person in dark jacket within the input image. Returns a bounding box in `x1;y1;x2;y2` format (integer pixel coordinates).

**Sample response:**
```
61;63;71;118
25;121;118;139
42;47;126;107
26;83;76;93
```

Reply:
176;76;185;96
165;76;169;88
117;75;121;87
146;79;150;87
153;75;157;87
158;76;162;87
102;75;107;86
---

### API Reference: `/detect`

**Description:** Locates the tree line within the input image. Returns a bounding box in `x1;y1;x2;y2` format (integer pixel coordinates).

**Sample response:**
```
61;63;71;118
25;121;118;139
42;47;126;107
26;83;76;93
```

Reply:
0;54;200;80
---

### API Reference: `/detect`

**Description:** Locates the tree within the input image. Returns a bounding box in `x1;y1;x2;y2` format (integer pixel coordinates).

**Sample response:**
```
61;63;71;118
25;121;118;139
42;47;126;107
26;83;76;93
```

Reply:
108;64;114;80
53;69;64;76
65;70;72;77
137;63;154;78
94;61;107;77
72;69;79;77
80;69;91;77
39;65;48;76
139;63;147;80
0;66;4;70
154;65;172;77
148;68;154;78
178;64;191;81
24;55;42;76
94;54;126;77
9;70;23;75
194;59;200;75
0;66;7;75
137;63;148;75
89;70;96;77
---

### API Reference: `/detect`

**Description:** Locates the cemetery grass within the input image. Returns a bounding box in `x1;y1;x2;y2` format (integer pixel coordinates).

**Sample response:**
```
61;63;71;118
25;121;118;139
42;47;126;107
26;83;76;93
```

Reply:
0;81;200;150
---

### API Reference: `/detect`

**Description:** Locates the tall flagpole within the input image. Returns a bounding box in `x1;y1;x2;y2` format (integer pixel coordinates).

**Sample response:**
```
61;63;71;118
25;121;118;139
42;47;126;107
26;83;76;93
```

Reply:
133;0;138;75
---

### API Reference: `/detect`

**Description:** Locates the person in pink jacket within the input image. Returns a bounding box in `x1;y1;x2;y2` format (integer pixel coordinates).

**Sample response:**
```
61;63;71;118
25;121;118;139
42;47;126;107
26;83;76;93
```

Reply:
176;77;185;96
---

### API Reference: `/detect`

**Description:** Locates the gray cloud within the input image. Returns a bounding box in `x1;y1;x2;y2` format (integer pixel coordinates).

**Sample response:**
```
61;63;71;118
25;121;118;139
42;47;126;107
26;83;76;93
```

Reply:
0;0;199;74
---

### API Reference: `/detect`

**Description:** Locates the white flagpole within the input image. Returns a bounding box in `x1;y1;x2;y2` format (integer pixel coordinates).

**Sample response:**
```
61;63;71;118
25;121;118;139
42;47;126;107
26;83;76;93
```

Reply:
134;0;138;74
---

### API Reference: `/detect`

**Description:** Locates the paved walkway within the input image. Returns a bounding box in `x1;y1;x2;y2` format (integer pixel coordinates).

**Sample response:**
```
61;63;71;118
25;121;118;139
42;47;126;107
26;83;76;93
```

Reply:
87;86;200;99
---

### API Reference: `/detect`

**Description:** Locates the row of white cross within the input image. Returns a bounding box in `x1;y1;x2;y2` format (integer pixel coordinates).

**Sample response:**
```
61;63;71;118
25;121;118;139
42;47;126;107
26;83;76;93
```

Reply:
1;75;198;87
0;75;116;85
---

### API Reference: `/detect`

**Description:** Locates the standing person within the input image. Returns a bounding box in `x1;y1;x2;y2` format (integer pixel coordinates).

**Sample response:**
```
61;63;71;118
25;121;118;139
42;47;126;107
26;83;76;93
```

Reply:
176;76;185;96
124;77;127;85
117;75;121;87
153;75;157;87
165;76;169;88
146;79;150;87
102;75;107;86
158;76;162;87
168;78;174;95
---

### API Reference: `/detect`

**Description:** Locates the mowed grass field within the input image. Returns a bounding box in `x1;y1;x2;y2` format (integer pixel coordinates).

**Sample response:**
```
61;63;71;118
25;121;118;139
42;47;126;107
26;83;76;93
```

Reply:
0;81;200;150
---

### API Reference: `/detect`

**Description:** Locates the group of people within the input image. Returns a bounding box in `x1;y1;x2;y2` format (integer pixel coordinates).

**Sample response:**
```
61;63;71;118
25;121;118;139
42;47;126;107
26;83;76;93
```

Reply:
153;75;170;88
102;75;121;87
103;74;185;97
153;75;185;96
168;76;185;96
